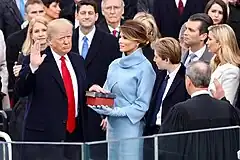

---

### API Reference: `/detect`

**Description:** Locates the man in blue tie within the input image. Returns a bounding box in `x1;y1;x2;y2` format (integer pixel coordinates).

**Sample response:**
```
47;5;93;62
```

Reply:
71;0;121;143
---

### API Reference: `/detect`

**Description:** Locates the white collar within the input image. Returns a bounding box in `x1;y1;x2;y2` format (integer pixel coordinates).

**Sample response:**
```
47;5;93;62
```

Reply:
50;48;69;62
191;90;209;98
108;24;120;33
167;64;181;80
189;45;206;59
79;25;96;44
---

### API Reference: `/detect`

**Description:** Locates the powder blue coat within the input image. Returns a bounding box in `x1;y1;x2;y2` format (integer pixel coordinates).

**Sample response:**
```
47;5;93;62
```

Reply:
103;48;156;160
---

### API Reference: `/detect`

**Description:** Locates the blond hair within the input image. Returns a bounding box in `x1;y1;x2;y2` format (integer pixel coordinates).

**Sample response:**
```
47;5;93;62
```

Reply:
134;12;161;43
151;37;181;64
47;18;73;41
22;16;48;55
209;24;240;71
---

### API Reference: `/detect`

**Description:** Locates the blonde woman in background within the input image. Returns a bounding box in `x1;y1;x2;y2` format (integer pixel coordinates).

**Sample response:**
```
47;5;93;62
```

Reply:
10;16;49;143
207;24;240;105
133;12;161;69
13;17;48;77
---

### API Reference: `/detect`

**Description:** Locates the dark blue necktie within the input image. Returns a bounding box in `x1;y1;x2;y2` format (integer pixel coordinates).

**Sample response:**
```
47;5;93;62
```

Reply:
151;74;169;126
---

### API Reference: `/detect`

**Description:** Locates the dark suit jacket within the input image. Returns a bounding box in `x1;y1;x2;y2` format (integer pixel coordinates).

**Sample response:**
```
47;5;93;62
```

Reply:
59;2;75;25
142;44;157;71
15;47;88;142
6;27;28;91
159;94;240;160
181;47;213;65
0;0;23;39
123;0;138;19
72;27;121;141
144;64;190;135
144;63;190;135
153;0;208;38
228;4;240;48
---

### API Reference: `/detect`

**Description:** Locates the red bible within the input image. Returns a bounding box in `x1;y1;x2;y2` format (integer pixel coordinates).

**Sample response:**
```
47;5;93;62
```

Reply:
86;91;116;107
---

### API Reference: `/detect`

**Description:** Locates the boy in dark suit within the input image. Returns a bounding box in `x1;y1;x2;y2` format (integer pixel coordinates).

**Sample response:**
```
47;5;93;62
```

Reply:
144;37;190;136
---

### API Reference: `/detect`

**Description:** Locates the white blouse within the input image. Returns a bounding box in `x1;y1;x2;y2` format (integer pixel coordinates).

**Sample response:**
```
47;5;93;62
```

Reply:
209;63;240;105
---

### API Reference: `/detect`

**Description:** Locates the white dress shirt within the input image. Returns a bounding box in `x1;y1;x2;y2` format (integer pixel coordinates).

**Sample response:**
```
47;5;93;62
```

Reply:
78;26;96;56
30;49;79;117
185;45;206;64
156;64;181;125
175;0;187;7
108;24;120;37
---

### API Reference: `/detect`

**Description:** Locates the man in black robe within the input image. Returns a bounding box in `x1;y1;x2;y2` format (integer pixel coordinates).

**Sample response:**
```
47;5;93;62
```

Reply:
159;61;240;160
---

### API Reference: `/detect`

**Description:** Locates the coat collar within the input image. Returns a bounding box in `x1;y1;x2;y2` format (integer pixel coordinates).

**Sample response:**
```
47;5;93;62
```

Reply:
118;48;146;68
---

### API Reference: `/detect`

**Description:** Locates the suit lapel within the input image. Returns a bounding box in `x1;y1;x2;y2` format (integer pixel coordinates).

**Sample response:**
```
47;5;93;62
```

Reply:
199;47;211;61
102;20;111;33
72;28;80;54
85;29;102;67
8;0;23;25
165;64;185;98
45;48;66;94
151;70;167;101
68;53;84;96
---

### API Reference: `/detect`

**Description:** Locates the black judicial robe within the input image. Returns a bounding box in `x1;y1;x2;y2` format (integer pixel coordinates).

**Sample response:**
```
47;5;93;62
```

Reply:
159;94;240;160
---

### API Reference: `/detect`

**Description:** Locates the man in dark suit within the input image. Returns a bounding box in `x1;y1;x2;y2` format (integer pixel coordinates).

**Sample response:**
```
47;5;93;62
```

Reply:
72;0;121;142
144;37;190;136
97;0;124;38
153;0;208;39
159;61;240;160
15;19;87;160
182;13;213;66
0;0;24;39
6;0;45;100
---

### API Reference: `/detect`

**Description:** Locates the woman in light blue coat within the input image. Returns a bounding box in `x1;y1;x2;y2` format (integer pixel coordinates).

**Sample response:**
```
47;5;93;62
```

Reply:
89;20;156;160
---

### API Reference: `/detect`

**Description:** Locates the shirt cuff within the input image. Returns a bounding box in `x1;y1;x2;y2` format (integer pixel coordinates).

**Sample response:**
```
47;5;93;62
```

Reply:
29;63;38;73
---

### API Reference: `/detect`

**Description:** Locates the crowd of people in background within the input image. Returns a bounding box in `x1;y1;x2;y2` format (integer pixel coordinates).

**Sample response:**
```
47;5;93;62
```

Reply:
0;0;239;159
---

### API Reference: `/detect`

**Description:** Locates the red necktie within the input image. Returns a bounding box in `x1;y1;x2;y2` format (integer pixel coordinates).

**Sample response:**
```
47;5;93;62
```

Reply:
178;0;184;15
112;30;117;37
60;56;76;133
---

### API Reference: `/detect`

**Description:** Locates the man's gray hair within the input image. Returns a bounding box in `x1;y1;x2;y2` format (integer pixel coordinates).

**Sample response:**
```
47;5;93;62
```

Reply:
186;61;211;88
101;0;125;9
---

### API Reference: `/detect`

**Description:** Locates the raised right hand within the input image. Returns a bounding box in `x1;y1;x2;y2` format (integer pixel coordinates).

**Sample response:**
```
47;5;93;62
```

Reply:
30;40;46;68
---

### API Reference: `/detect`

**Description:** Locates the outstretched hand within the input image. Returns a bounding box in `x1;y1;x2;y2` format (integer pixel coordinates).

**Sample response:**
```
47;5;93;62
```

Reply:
30;40;46;68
